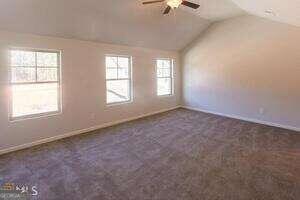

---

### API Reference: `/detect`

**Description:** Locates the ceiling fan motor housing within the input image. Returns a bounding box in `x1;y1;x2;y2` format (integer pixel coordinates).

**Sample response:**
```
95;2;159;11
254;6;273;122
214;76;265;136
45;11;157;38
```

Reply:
167;0;183;9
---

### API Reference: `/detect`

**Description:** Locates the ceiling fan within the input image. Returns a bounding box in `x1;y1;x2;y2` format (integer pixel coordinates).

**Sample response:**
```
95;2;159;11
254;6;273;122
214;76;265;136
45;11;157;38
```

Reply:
142;0;200;15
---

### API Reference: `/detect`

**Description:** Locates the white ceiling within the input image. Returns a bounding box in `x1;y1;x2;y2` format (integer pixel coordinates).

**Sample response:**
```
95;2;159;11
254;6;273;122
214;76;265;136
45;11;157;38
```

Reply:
182;0;245;21
0;0;244;51
0;0;298;51
231;0;300;27
0;0;213;51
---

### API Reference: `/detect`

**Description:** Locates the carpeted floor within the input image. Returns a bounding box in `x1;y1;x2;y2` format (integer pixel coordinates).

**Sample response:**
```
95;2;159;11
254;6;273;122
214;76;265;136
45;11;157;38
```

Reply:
0;108;299;200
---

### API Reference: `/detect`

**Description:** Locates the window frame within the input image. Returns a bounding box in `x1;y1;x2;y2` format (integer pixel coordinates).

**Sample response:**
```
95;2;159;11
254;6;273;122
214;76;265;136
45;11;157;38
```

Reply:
9;48;62;121
156;58;174;97
105;54;133;106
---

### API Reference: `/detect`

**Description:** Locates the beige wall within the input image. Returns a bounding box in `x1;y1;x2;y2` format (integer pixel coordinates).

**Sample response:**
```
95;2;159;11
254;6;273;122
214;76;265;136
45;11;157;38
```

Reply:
0;31;181;151
182;15;300;130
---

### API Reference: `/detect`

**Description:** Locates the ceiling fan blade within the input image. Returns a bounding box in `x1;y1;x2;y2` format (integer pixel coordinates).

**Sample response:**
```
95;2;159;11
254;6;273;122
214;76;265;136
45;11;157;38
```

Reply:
181;1;200;9
142;0;164;5
163;6;171;14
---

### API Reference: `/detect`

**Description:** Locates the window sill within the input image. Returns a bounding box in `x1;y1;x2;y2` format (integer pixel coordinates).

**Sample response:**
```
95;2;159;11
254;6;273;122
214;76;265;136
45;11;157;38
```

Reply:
157;94;174;97
106;100;133;107
10;110;62;122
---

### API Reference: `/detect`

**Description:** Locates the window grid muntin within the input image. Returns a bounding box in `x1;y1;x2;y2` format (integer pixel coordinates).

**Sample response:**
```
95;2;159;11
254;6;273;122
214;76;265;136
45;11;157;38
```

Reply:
156;58;173;96
10;49;61;120
10;50;60;84
105;55;132;104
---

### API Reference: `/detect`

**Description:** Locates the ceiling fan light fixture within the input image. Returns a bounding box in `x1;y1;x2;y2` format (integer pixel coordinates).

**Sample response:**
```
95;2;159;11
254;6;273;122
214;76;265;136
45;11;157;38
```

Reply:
167;0;183;9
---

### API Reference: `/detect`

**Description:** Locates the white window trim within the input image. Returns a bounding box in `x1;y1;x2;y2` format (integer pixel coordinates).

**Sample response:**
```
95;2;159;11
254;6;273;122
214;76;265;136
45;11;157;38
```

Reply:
105;54;133;106
9;48;62;122
156;58;174;97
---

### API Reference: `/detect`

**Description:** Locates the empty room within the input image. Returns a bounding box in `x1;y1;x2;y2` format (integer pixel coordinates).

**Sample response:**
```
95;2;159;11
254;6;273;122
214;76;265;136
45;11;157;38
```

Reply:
0;0;299;199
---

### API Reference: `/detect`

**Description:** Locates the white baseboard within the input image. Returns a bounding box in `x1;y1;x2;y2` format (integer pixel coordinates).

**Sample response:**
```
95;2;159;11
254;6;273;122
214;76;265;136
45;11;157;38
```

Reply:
182;106;300;132
0;106;180;156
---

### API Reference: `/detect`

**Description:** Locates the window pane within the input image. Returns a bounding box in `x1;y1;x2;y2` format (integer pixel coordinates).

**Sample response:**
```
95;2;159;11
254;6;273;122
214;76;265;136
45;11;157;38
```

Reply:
106;68;117;79
157;60;164;68
11;50;35;67
12;83;59;118
157;68;170;78
118;67;129;79
11;67;36;83
118;57;129;68
37;52;58;67
157;77;171;96
162;60;171;68
37;68;58;82
107;80;130;103
118;57;129;79
106;56;118;68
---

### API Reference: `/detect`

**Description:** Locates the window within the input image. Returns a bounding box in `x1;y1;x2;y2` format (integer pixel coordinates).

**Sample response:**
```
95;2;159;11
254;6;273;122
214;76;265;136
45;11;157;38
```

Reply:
156;59;173;96
105;55;132;104
10;49;61;120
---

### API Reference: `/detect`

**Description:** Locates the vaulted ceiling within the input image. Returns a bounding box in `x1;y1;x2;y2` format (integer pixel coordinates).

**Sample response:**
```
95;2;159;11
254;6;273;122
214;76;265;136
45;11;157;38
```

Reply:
231;0;300;27
181;0;244;21
0;0;298;51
